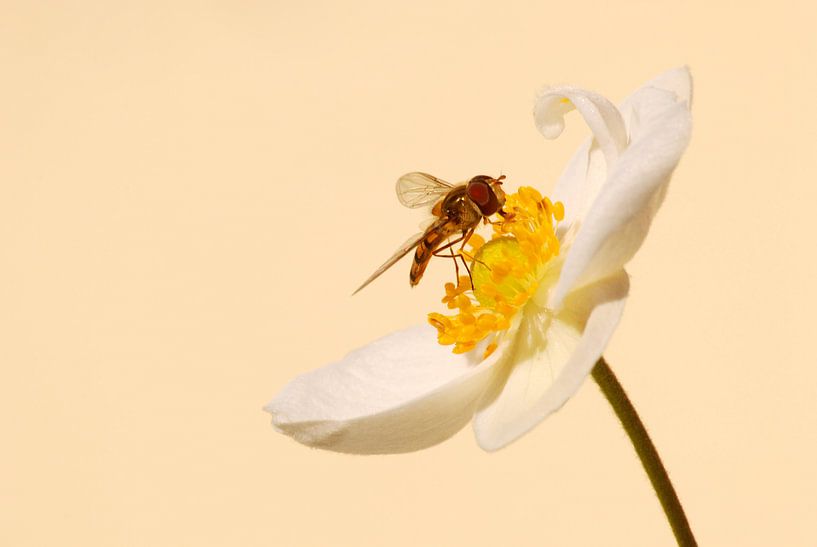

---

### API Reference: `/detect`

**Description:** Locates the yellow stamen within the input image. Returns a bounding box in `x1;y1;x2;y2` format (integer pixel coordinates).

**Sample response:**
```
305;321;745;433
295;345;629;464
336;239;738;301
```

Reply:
483;340;498;359
427;186;563;358
467;233;485;253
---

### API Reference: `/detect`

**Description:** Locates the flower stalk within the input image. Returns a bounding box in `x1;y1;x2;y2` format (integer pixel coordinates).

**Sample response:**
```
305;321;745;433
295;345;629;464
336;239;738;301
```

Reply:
592;357;697;547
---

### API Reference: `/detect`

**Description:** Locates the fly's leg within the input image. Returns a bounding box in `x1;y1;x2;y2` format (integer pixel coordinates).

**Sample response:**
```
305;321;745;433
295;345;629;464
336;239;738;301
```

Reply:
459;249;489;269
432;234;468;288
457;228;477;290
433;228;494;291
459;227;492;262
432;234;468;255
485;208;513;226
450;244;460;280
433;229;478;290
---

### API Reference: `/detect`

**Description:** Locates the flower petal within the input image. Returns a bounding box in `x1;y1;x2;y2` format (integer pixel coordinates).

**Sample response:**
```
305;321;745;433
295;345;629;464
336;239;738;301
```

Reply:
534;86;628;166
534;86;628;231
621;66;693;121
542;67;693;246
546;70;692;309
473;270;629;452
264;325;499;454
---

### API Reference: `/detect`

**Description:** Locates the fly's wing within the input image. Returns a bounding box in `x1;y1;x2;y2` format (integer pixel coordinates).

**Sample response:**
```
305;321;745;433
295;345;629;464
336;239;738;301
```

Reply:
352;232;426;295
418;216;438;232
353;172;453;294
396;172;455;209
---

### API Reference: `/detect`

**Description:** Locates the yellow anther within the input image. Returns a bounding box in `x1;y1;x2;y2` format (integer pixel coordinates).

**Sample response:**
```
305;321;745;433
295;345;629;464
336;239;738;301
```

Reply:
467;233;485;252
479;283;500;298
438;333;456;345
495;302;517;318
512;291;532;306
453;342;476;354
476;314;498;329
552;200;565;221
483;341;498;359
454;294;473;311
428;312;452;331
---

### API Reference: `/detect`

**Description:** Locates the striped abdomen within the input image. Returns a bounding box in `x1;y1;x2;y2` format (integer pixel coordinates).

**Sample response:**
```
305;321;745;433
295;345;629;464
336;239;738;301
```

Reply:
410;219;460;286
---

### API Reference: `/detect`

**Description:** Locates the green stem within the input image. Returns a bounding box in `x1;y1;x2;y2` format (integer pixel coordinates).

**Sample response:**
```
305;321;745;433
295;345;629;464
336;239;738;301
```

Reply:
592;357;697;547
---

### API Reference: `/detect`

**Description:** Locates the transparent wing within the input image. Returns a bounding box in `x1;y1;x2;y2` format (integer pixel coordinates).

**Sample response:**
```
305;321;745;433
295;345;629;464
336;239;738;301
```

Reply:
352;232;425;295
396;172;454;209
418;216;437;232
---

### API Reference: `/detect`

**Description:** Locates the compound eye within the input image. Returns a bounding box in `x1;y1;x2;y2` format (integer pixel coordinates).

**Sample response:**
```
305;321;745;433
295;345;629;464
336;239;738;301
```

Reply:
467;181;490;206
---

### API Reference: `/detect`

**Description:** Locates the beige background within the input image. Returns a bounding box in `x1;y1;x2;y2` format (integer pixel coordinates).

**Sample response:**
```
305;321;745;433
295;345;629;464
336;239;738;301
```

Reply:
2;1;815;545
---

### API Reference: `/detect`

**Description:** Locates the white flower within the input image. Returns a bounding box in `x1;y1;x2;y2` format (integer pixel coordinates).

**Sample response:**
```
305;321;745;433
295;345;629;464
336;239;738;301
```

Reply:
265;68;693;453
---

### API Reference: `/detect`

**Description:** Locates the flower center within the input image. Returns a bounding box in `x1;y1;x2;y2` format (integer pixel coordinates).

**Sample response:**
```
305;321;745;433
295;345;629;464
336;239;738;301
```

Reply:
427;187;564;358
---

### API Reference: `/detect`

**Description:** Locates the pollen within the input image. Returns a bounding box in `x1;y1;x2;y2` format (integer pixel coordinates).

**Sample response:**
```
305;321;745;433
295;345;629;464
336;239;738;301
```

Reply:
427;186;563;358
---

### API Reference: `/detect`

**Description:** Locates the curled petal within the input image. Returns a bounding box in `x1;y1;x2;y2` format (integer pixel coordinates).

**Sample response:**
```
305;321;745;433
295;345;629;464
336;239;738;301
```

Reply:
264;325;499;454
534;86;628;166
544;67;693;246
535;87;628;232
548;77;692;309
473;270;629;451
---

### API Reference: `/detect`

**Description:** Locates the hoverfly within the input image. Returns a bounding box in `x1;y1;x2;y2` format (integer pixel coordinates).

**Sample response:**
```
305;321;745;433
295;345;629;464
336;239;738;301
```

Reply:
353;172;507;295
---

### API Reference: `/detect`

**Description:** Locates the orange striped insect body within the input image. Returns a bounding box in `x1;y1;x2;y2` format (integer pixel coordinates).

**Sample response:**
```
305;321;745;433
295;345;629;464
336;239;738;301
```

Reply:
353;173;506;294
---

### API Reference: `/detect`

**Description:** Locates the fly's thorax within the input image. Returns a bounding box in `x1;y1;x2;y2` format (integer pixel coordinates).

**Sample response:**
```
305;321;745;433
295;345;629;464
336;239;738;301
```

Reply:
441;186;483;227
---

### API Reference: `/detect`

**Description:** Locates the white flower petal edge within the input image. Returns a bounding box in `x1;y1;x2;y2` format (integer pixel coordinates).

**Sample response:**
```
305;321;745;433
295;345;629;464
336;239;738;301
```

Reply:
537;67;693;309
544;67;692;235
264;326;501;454
473;270;629;451
534;87;627;167
536;90;625;232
